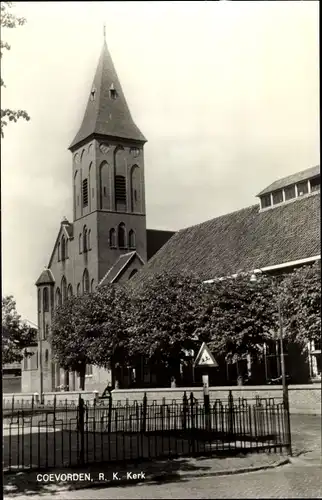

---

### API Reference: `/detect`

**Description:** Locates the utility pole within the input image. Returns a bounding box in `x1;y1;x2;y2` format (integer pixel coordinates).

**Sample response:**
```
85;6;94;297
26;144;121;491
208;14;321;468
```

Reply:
278;298;292;455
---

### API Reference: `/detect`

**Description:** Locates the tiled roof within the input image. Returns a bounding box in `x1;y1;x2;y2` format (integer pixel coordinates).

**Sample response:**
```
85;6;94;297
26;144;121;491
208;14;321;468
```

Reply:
258;165;320;196
146;229;176;261
69;41;146;150
35;268;55;286
132;193;320;285
99;251;141;285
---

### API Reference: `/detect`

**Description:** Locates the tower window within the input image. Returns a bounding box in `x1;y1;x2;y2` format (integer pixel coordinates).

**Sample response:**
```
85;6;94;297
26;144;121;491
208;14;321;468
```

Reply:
77;195;80;206
115;175;126;203
92;188;94;198
43;287;49;312
57;242;61;262
90;87;96;101
103;186;107;197
45;349;49;364
77;284;81;296
83;226;88;253
90;279;95;293
82;179;89;207
79;234;82;254
88;229;91;250
118;223;126;248
67;284;73;298
109;84;118;100
109;228;116;248
44;324;49;340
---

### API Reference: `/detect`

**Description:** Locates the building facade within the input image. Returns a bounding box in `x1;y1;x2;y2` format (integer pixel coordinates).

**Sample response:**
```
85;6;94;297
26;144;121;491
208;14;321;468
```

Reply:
22;36;174;394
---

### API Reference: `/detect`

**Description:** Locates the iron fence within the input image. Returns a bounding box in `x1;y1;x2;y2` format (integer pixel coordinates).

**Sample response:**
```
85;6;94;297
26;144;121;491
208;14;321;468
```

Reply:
3;391;291;472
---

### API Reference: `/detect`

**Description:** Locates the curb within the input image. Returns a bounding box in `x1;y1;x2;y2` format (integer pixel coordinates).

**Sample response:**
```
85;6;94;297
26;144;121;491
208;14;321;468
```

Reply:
70;458;291;491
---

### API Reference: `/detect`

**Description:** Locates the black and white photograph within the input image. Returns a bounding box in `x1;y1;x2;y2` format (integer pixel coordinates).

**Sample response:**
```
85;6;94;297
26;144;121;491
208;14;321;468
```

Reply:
2;1;320;498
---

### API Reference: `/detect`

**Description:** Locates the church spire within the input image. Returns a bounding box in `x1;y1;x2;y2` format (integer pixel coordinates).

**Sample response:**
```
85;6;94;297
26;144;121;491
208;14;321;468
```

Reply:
69;35;146;150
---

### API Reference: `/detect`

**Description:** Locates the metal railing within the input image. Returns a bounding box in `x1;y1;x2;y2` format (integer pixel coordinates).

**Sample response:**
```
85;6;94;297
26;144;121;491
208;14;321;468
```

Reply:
3;391;291;472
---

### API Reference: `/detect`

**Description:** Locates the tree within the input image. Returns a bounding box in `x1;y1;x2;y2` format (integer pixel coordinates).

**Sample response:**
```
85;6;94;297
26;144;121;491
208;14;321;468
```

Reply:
127;273;213;375
1;1;30;137
206;274;278;362
51;284;130;389
280;262;321;350
2;295;36;364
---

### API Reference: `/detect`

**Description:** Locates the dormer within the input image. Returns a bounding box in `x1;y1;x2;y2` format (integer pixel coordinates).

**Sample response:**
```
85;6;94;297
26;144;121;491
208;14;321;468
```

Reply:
257;165;320;211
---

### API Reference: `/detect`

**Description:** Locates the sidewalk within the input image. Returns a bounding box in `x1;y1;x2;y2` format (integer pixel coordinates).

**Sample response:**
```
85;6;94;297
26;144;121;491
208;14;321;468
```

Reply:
4;452;289;498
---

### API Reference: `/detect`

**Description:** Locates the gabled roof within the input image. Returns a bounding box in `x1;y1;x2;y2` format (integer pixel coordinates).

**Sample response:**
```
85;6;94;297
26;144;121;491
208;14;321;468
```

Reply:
99;251;145;286
69;40;146;150
132;193;320;285
257;165;320;196
47;219;73;268
35;268;55;286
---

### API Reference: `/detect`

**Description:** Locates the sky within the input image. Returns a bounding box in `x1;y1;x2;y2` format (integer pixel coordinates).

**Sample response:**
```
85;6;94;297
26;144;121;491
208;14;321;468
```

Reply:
1;1;319;324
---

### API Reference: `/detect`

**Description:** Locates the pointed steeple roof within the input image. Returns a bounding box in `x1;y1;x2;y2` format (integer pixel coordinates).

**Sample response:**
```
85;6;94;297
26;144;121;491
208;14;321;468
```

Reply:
69;37;146;150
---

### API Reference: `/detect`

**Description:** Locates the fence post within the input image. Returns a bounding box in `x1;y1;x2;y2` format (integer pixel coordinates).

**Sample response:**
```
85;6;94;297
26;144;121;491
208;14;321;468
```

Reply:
78;395;85;465
141;392;147;433
190;392;196;454
108;387;112;434
228;390;235;436
203;382;211;433
182;391;188;431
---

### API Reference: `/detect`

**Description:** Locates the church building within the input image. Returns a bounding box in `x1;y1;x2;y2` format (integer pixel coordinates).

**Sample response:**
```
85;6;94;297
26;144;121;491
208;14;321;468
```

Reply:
22;35;174;393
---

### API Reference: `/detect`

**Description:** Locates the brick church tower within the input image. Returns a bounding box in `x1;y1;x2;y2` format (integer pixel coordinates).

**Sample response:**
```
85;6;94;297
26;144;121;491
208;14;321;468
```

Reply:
25;33;174;394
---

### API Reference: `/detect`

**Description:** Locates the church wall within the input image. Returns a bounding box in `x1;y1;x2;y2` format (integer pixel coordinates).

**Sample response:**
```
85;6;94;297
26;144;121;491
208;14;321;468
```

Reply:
97;212;147;282
72;211;99;291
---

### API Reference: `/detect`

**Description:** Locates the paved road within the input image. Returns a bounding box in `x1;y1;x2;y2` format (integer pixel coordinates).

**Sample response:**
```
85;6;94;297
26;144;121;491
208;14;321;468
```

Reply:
5;458;321;499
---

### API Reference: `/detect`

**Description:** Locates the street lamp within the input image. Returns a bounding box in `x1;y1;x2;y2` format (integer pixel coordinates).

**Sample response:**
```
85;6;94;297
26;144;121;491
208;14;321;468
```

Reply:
250;272;292;456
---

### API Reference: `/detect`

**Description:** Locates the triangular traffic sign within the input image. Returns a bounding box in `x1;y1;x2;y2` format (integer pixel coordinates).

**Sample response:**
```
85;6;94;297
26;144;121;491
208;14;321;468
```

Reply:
194;342;218;367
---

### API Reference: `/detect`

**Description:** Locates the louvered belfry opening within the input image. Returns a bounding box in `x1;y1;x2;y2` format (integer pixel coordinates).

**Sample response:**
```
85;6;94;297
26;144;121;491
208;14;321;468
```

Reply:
82;179;89;207
115;175;126;210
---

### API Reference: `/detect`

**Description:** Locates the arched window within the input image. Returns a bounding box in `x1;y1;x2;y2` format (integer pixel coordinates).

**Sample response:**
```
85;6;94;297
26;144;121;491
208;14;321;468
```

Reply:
109;228;116;248
38;289;41;312
43;287;49;312
130;165;140;212
83;269;90;294
90;279;95;293
129;269;138;280
99;161;110;209
88;229;91;250
65;239;68;259
61;276;67;304
79;234;82;254
61;235;66;261
77;284;81;296
129;229;136;249
55;288;62;307
67;284;73;298
118;223;126;248
57;242;61;261
83;226;88;253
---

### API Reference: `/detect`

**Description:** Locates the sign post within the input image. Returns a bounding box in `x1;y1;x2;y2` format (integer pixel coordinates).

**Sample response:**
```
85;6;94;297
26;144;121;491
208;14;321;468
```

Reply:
194;343;218;432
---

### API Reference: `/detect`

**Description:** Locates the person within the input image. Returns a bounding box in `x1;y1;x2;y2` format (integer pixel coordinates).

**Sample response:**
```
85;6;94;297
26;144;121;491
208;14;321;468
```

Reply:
171;376;176;388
